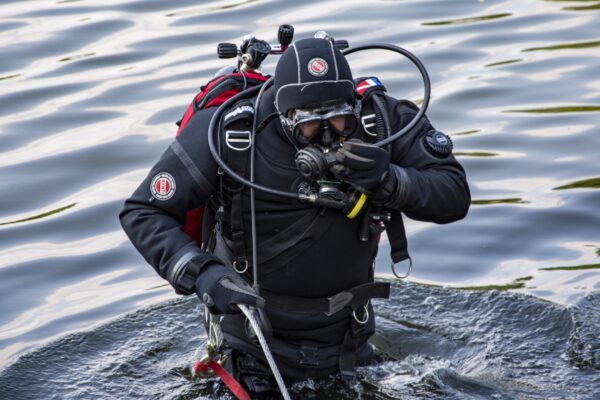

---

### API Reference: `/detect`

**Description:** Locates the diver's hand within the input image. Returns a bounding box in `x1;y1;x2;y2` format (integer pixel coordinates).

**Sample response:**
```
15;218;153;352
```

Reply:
195;263;265;315
331;139;392;196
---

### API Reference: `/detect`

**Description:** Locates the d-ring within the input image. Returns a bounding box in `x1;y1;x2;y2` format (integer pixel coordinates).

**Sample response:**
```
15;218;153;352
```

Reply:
233;260;248;274
391;257;413;279
352;305;369;325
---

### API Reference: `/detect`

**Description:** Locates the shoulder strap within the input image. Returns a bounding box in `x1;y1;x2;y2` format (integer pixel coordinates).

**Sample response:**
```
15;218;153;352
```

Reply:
218;99;257;272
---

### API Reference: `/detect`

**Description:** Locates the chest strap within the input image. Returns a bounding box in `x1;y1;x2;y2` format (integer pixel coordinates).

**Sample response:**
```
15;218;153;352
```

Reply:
260;281;390;316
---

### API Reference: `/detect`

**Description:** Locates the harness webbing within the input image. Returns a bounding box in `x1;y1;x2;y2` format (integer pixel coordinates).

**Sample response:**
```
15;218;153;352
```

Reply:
194;359;251;400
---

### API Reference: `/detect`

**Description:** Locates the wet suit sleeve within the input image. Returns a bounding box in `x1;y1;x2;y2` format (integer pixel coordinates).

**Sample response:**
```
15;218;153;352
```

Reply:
377;97;471;223
119;108;222;294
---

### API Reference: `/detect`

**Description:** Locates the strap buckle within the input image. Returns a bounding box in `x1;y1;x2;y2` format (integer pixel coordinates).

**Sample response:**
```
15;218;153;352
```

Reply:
299;346;320;367
225;130;252;151
361;113;377;137
325;292;353;316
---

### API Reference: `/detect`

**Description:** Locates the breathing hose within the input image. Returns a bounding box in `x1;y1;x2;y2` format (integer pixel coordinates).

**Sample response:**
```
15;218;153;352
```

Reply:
207;43;431;201
343;43;431;148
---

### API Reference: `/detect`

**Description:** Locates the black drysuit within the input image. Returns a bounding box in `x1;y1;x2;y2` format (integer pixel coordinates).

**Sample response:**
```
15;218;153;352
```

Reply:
119;88;470;379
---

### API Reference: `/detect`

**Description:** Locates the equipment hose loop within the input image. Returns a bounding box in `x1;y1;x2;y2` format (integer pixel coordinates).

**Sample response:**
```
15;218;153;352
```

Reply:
343;43;431;148
352;304;369;325
208;43;431;201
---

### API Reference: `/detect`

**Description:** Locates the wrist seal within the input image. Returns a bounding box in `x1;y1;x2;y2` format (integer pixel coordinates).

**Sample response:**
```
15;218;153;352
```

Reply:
176;261;203;295
173;255;221;295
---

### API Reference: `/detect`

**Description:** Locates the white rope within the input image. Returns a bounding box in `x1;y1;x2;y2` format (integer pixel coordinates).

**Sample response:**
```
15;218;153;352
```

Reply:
238;304;292;400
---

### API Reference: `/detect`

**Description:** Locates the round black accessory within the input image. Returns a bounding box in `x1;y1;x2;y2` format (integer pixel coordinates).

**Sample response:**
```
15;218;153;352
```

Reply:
295;146;337;180
423;130;453;157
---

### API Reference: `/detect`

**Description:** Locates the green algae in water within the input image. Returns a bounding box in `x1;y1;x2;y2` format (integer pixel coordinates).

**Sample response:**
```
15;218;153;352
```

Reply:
523;40;600;52
59;53;95;62
453;129;481;136
0;203;77;226
454;151;498;157
422;13;511;26
564;4;600;11
472;198;527;205
545;0;600;11
539;263;600;271
0;74;20;81
485;59;522;68
452;276;533;291
505;106;600;114
553;177;600;190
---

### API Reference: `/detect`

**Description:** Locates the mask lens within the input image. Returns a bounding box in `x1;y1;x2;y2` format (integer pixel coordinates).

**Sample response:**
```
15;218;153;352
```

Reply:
297;119;322;140
327;114;357;136
291;103;357;143
328;115;347;134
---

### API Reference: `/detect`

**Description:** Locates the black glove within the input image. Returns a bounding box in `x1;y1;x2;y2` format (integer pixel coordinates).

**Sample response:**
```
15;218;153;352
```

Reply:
332;139;392;196
195;263;265;315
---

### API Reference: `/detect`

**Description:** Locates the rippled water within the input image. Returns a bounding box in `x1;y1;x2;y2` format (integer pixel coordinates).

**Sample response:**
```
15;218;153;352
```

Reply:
1;0;599;398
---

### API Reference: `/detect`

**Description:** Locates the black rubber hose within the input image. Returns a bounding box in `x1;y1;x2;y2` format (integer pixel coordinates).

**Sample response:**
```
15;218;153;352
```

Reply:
343;43;431;148
373;95;387;142
372;94;392;152
208;43;431;203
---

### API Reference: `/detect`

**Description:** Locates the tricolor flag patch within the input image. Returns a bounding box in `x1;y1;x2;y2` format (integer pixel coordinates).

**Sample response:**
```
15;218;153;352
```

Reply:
356;77;384;96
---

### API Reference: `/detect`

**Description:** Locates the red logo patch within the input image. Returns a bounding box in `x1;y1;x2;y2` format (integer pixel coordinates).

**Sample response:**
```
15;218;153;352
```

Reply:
150;172;176;200
308;58;328;77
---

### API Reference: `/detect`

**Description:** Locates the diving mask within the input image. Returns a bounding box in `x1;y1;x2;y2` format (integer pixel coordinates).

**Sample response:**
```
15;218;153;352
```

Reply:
285;102;360;145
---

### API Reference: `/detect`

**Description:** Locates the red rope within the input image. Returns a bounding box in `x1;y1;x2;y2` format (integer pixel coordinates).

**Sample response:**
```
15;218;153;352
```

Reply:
194;359;251;400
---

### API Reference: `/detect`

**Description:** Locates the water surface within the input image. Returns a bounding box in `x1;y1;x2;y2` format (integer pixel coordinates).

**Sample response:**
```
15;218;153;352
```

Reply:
1;0;599;398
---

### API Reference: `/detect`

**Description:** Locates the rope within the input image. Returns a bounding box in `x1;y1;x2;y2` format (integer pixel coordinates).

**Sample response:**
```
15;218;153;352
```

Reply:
238;304;292;400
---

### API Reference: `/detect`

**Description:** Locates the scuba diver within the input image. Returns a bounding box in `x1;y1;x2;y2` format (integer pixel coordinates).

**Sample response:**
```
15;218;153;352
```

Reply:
120;26;470;398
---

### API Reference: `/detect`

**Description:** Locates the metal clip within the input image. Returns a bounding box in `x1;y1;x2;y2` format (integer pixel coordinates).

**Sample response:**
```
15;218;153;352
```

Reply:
225;130;252;151
361;113;377;137
233;259;249;274
195;310;227;378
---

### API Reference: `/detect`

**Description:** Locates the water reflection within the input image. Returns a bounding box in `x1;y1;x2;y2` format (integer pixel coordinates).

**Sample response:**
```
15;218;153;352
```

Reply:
523;40;600;52
455;151;498;157
452;275;533;291
0;0;599;393
505;105;600;113
422;13;512;26
0;74;21;81
553;177;600;189
58;53;95;62
471;198;528;205
545;0;600;12
485;58;522;68
540;263;600;271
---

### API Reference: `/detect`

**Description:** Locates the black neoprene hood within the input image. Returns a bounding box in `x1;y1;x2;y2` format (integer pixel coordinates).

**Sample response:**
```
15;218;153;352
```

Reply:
273;38;356;114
